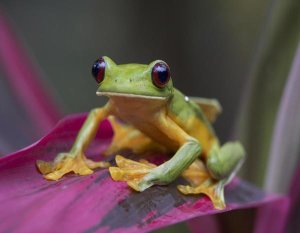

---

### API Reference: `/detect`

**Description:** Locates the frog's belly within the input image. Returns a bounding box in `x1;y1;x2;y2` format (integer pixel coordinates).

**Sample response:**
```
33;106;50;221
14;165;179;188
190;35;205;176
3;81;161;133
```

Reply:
117;115;179;152
108;97;216;154
108;97;179;151
111;112;216;155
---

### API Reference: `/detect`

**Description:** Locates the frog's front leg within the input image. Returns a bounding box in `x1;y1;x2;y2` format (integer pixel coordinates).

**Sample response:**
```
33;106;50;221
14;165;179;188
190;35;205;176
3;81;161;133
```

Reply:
110;114;201;191
177;142;245;209
137;140;201;191
37;104;111;180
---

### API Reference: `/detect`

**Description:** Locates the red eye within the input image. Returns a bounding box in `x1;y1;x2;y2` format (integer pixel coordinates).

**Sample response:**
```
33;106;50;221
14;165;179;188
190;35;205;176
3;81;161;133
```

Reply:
151;62;170;88
91;57;106;83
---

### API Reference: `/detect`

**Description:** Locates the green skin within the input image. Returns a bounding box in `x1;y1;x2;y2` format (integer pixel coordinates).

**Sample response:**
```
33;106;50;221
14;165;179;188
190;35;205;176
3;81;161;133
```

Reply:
42;56;245;196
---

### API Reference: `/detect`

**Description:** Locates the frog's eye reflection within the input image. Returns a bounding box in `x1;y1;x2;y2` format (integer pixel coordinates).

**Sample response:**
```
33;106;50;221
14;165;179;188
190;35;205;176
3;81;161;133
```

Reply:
151;62;170;88
92;57;106;84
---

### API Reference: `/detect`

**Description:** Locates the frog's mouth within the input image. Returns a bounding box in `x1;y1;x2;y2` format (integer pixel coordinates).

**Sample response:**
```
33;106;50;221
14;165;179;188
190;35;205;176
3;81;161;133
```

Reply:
96;91;168;100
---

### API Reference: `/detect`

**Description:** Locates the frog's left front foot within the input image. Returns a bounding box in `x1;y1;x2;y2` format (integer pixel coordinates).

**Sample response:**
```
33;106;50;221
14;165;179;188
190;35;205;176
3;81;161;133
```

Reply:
109;155;164;191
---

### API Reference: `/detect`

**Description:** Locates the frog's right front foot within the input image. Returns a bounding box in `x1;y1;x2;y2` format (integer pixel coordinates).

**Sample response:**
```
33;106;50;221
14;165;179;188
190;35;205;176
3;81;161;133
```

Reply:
36;152;110;181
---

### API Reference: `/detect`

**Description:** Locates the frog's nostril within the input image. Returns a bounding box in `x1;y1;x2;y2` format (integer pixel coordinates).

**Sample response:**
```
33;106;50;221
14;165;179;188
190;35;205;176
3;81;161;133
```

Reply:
129;79;132;82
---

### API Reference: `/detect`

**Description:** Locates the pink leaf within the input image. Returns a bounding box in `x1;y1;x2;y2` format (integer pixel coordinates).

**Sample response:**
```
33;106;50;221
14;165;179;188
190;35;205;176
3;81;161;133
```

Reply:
0;114;288;233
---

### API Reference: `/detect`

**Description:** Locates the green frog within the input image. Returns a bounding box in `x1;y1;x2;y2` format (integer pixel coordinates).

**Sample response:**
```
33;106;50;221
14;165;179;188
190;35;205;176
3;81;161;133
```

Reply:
37;56;245;209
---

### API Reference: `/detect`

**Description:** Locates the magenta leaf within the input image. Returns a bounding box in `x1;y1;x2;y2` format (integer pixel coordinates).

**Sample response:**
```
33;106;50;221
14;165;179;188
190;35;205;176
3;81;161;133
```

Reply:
286;164;300;232
0;114;288;233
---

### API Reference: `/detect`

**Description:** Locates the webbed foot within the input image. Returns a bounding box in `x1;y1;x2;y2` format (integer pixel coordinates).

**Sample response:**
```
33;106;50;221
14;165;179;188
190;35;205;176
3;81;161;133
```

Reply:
178;180;226;210
37;152;110;181
177;159;226;210
109;155;159;191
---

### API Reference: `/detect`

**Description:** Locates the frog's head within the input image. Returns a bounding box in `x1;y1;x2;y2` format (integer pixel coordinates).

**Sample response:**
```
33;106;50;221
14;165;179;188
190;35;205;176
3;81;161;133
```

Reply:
92;56;173;100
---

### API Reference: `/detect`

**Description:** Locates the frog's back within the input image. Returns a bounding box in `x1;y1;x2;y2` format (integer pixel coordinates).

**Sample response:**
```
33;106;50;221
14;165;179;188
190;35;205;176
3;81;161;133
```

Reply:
168;89;218;155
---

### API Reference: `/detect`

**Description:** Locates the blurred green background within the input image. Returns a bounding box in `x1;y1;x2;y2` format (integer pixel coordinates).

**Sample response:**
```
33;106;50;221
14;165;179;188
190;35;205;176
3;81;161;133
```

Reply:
1;0;269;142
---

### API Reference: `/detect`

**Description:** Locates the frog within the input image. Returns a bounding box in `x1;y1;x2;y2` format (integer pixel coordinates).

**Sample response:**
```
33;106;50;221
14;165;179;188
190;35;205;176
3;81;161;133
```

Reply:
36;56;245;209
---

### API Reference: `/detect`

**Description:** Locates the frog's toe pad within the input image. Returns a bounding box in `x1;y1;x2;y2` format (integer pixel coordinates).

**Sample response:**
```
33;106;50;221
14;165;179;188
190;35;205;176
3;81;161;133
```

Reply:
36;160;54;175
109;155;157;191
177;182;226;210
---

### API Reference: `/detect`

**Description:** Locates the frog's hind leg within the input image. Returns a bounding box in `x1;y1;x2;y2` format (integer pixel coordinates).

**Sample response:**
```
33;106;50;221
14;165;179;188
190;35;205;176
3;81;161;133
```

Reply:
178;142;245;209
104;116;166;155
178;159;226;209
206;141;245;180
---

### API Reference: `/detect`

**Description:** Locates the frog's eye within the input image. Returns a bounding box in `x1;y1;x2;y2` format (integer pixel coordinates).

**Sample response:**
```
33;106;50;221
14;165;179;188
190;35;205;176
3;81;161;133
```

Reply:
151;62;170;88
92;57;106;83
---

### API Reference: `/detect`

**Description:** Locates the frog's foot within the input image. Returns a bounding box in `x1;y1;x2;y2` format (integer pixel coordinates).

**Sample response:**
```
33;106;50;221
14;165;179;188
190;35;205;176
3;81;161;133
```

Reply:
178;179;226;210
178;159;226;210
36;153;110;181
109;155;158;191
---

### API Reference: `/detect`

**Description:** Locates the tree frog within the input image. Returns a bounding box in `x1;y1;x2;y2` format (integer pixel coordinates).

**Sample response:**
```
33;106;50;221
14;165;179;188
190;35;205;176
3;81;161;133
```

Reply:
37;56;245;209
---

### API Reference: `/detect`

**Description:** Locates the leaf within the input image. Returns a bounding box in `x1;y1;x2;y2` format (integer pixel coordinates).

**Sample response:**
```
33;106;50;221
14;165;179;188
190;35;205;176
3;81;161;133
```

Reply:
286;164;300;232
0;114;287;233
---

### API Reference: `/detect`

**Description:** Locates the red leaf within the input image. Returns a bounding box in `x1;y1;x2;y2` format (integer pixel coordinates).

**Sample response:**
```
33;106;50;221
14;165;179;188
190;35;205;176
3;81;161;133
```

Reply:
0;114;288;233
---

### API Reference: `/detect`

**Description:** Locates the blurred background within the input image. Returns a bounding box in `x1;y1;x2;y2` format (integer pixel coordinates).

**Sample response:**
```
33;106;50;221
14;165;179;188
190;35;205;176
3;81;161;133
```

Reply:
0;0;268;151
0;1;300;232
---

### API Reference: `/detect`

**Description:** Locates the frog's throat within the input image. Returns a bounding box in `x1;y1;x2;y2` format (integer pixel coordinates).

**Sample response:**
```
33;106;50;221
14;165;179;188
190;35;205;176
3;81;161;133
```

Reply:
96;91;168;100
